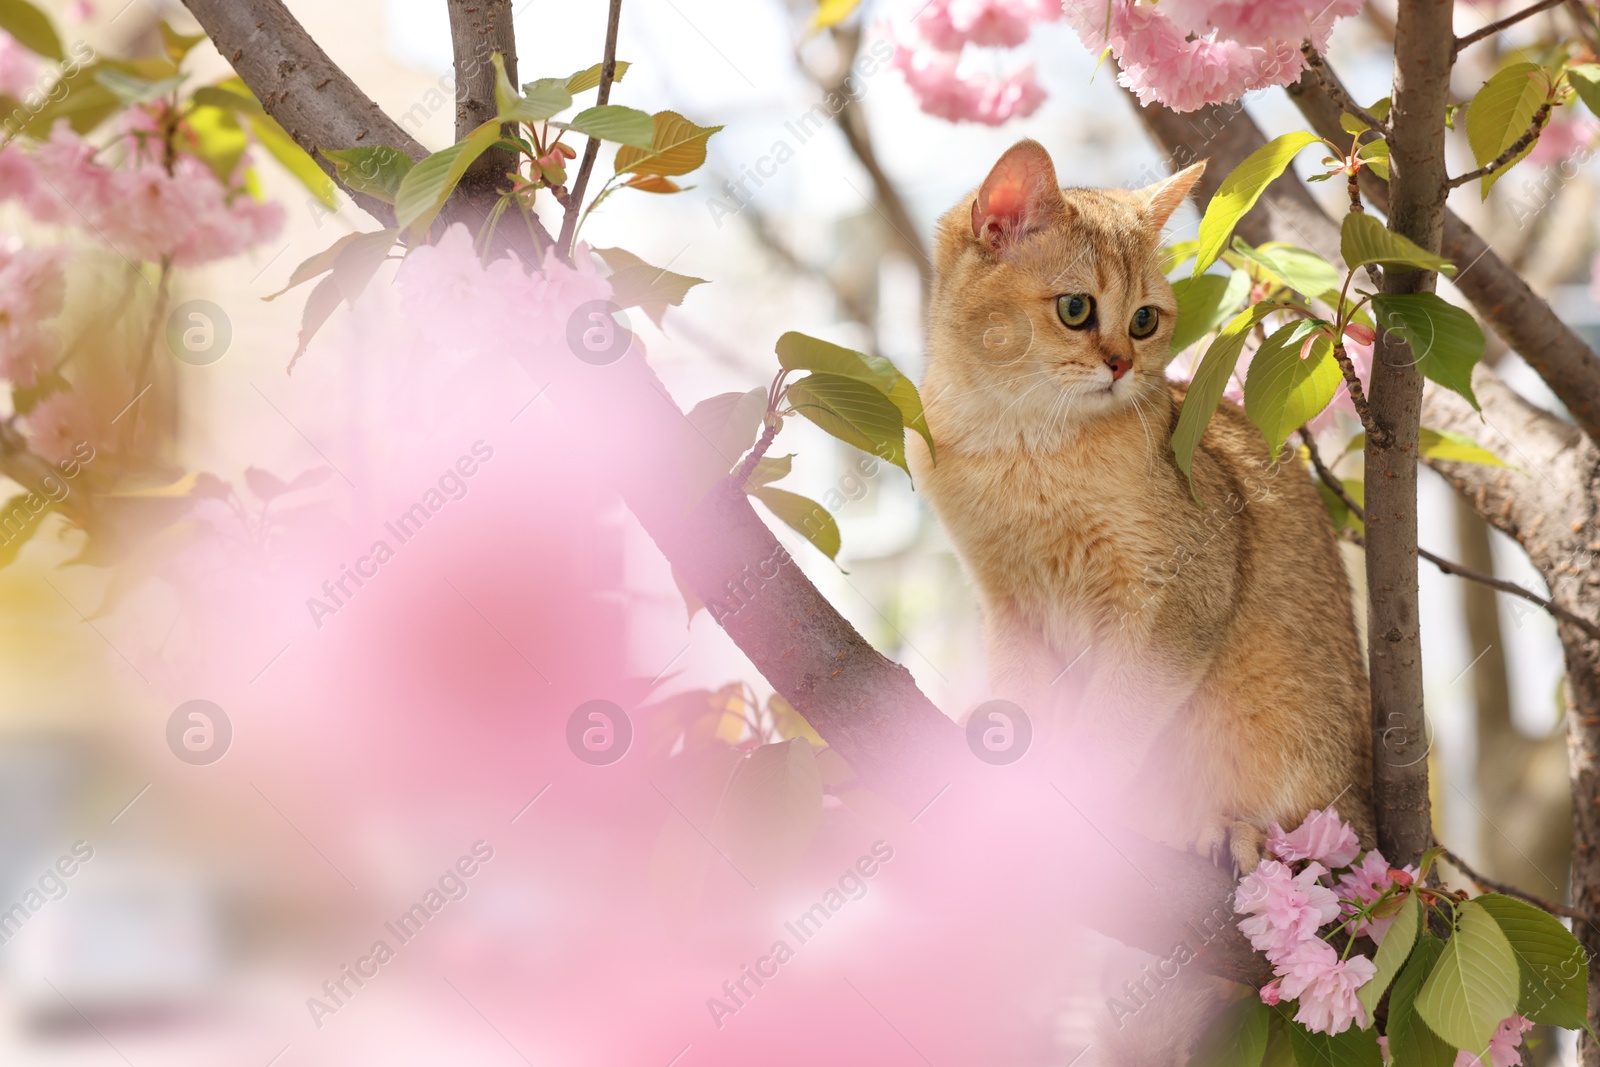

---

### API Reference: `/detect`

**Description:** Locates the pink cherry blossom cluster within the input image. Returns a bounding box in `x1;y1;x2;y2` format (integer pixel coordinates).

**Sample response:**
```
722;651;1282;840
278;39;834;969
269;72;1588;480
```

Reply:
889;0;1055;126
0;242;66;389
0;120;284;268
1059;0;1363;113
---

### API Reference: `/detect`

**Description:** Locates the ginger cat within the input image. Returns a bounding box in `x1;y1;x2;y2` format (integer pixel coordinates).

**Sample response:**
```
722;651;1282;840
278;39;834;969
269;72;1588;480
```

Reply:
910;140;1373;873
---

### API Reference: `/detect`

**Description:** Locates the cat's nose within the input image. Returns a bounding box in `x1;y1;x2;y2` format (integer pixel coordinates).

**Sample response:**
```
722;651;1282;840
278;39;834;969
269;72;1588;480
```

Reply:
1105;354;1132;381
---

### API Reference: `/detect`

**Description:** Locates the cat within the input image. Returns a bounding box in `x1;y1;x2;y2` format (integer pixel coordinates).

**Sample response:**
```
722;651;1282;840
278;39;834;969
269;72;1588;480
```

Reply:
909;138;1374;873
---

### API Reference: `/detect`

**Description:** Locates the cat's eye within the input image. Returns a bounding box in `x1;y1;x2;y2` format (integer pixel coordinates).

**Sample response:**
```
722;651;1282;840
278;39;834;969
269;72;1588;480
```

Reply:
1129;306;1160;339
1057;294;1094;329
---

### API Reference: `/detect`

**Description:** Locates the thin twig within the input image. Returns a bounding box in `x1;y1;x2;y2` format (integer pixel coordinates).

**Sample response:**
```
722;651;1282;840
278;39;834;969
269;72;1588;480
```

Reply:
557;0;622;258
1454;0;1567;55
729;418;780;491
1301;429;1600;644
1447;103;1552;188
1302;46;1386;133
1440;846;1594;923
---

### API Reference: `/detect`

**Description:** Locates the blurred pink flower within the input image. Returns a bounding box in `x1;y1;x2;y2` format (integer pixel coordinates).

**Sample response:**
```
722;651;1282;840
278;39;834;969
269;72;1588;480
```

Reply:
915;0;1060;50
22;389;96;463
1529;114;1599;166
1266;806;1360;868
1334;849;1417;942
1161;0;1362;48
1235;858;1341;957
3;123;284;265
1277;938;1375;1034
1310;330;1373;433
0;32;39;98
891;44;1045;125
1061;0;1350;111
0;243;66;387
66;1;95;21
1455;1016;1534;1067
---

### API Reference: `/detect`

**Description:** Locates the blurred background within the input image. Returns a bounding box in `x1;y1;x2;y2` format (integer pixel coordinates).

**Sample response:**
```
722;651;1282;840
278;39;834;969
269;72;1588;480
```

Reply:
0;0;1593;1062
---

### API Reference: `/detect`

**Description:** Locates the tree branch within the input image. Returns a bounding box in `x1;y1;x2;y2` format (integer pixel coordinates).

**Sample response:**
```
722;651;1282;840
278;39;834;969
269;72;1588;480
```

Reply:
1288;58;1600;447
1442;846;1593;922
557;0;622;256
447;0;519;193
1455;0;1568;55
1447;103;1552;188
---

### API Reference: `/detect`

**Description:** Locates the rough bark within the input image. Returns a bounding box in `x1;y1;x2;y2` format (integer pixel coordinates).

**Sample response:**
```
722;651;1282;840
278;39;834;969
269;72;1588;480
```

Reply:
1288;60;1600;446
447;0;519;193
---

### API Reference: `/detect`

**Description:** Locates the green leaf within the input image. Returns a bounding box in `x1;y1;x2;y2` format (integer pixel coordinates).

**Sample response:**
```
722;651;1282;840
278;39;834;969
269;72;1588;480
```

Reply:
1233;240;1343;300
1388;934;1460;1067
614;110;722;177
516;77;577;122
687;388;767;472
159;21;207;63
0;0;61;60
93;68;184;106
592;247;706;328
557;104;655;148
1162;239;1200;273
1243;320;1340;455
264;232;365;301
328;228;398;308
318;146;415;203
1341;212;1456;275
197;82;338;208
1466;62;1548;199
1261;1011;1296;1067
1357;138;1391;181
1473;893;1589;1029
566;60;631;94
775;331;933;460
785;373;908;474
721;738;823;883
184;103;249;186
743;454;793;489
393;119;502;236
1340;111;1370;136
1169;271;1249;358
1282;1010;1384;1066
289;274;343;372
1371;293;1484;409
1418;427;1508;466
1186;989;1268;1067
749;486;841;560
1569;64;1600;119
1194;131;1321;276
1415;900;1521;1059
1359;891;1422;1020
1171;302;1280;498
15;61;121;137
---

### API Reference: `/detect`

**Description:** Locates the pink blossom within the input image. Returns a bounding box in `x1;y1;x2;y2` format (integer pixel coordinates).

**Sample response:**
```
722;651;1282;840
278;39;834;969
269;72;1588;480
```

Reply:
1060;0;1351;112
1334;849;1417;942
891;44;1045;125
1259;977;1283;1005
0;33;39;99
1529;114;1599;166
0;243;66;387
1289;949;1376;1034
1266;807;1361;869
914;0;1060;50
1160;0;1362;49
22;389;96;464
1455;1015;1534;1067
1235;859;1341;959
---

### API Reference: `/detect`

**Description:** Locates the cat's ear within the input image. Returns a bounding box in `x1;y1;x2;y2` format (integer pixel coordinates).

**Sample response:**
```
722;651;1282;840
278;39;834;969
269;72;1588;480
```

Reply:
1137;160;1207;234
971;139;1062;253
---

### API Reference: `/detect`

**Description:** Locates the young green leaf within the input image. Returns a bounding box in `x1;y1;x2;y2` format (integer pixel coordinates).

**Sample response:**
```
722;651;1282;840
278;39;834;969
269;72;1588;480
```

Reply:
1414;900;1521;1059
1187;989;1269;1067
1341;212;1456;275
319;146;415;203
614;111;722;177
1387;933;1460;1067
393;120;503;236
774;332;934;460
503;76;574;123
185;104;249;186
743;454;794;489
15;60;121;136
264;232;366;301
1345;427;1509;468
687;388;767;472
1357;138;1391;180
289;273;344;372
1569;64;1600;119
1243;320;1340;455
93;68;184;106
749;485;841;561
0;0;62;60
1371;292;1484;409
1359;891;1421;1020
1233;241;1343;301
1168;271;1249;358
592;247;706;328
1162;238;1201;273
1193;131;1321;276
785;374;908;474
196;81;340;208
1171;303;1280;498
1465;62;1549;199
329;228;398;308
1472;893;1589;1030
557;104;655;149
159;21;207;63
566;60;632;94
1282;1011;1383;1066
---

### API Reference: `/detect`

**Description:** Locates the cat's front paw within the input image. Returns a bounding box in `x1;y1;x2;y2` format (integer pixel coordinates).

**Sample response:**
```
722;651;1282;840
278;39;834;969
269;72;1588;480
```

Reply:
1190;817;1266;876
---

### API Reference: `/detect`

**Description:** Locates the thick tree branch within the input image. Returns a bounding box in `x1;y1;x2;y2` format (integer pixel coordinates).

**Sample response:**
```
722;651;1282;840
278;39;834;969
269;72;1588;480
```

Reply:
448;0;520;193
557;0;622;256
1289;59;1600;446
1455;0;1568;55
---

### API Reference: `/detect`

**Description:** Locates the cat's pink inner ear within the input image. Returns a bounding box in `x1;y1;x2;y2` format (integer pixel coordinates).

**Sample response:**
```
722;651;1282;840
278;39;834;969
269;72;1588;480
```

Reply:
971;140;1059;250
1140;160;1207;234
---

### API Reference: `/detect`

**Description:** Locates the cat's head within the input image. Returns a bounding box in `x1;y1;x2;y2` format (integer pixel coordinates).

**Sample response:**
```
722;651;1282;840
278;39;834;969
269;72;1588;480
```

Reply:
924;140;1205;450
